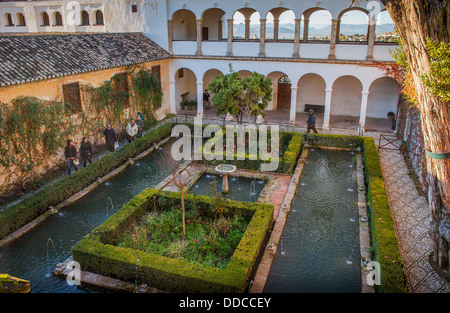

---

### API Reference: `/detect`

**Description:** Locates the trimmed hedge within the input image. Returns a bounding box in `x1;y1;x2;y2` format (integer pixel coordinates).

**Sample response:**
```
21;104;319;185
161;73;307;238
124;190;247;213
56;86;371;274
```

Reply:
0;123;173;240
302;133;364;149
201;129;302;174
72;188;274;293
362;138;407;293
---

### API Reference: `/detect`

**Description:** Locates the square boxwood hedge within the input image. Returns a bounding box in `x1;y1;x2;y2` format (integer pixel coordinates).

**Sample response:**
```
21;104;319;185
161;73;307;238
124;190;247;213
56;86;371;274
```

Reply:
72;188;274;293
200;128;303;174
0;123;173;241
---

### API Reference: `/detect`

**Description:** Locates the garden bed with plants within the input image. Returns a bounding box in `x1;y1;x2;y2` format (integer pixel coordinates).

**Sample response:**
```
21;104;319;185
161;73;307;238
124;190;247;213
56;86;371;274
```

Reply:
72;188;274;293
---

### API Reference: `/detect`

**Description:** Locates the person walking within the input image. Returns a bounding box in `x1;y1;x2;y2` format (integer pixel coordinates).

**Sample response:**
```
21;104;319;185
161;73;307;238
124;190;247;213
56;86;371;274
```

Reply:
306;109;318;134
126;118;138;143
136;112;144;138
79;137;93;168
103;124;118;152
64;139;79;175
203;89;211;109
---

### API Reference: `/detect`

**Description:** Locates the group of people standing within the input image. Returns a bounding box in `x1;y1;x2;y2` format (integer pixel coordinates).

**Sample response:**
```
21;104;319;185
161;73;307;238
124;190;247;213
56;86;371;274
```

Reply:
64;113;144;176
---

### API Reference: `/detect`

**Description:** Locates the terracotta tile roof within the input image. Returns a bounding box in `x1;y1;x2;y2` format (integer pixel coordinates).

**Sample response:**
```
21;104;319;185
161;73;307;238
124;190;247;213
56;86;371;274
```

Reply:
0;32;171;87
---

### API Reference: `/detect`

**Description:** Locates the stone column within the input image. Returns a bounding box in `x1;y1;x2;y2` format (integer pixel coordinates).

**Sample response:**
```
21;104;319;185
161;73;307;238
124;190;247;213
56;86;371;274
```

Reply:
197;81;204;117
218;19;223;40
323;88;333;129
273;18;279;41
289;86;298;125
167;19;173;54
196;19;203;56
258;19;266;57
359;91;370;129
227;19;233;56
329;19;339;59
169;80;177;113
292;18;302;58
366;20;376;60
303;18;309;42
245;18;251;41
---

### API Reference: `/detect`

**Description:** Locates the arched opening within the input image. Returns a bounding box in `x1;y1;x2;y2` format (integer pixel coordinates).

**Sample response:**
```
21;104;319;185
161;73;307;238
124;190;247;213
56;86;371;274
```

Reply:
297;73;326;114
338;9;369;42
237;70;252;79
266;71;290;111
375;10;397;42
175;68;197;112
277;75;291;109
81;10;90;26
249;11;261;40
201;8;226;41
306;9;332;41
233;8;259;40
367;77;399;118
203;69;224;90
203;69;224;115
54;11;63;26
95;10;104;26
5;13;14;26
172;9;196;41
41;12;50;26
16;13;26;26
266;8;295;40
331;76;363;127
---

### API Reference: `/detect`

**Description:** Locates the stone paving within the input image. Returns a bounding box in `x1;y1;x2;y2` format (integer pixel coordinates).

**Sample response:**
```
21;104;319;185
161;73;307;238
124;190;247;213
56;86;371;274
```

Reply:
377;136;450;293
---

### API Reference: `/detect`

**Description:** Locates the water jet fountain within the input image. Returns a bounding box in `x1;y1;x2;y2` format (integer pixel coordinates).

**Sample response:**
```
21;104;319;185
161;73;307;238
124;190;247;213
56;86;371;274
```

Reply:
214;164;236;194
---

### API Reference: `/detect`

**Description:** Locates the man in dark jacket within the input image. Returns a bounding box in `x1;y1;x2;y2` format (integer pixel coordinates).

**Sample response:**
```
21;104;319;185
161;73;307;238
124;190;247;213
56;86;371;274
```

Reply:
103;124;118;152
306;109;318;134
79;137;93;168
64;139;79;175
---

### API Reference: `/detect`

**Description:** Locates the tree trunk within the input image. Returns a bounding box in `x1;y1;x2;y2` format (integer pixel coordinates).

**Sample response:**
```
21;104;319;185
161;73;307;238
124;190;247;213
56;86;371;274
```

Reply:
384;0;450;272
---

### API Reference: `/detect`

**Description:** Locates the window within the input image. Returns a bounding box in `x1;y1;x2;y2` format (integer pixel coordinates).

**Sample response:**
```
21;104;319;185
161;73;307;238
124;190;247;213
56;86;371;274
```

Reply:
41;12;50;26
151;65;161;85
95;10;104;25
63;82;82;114
54;12;63;26
178;68;184;78
112;73;130;106
16;13;26;26
113;73;129;93
81;10;90;26
132;5;138;13
5;13;14;26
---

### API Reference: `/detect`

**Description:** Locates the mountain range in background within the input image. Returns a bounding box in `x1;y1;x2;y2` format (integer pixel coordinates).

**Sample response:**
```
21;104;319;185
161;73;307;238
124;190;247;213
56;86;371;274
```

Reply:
232;23;396;38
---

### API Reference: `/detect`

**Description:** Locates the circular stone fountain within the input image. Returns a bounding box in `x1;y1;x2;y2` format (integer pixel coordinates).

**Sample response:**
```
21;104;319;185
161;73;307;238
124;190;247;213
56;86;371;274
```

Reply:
215;164;237;193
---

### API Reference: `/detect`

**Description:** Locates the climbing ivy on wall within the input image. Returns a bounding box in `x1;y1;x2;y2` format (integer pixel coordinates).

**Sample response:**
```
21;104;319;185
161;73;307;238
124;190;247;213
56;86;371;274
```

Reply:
0;97;74;180
81;73;131;137
131;66;164;123
0;64;164;194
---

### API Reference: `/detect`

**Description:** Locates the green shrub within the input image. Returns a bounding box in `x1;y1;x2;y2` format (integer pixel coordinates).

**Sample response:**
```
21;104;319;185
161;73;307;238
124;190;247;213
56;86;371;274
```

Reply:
72;188;273;293
362;138;407;293
302;133;364;149
0;123;173;240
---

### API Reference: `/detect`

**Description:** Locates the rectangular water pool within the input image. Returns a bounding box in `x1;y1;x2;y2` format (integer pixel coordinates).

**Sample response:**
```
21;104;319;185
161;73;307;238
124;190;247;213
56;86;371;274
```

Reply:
189;173;266;203
263;148;361;293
